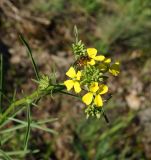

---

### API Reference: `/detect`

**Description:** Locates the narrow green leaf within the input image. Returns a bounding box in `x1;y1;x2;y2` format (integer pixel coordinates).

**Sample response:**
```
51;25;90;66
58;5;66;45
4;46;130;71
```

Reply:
0;107;25;128
24;105;31;150
0;149;12;160
1;133;15;145
0;149;39;156
0;124;26;134
9;117;57;134
37;118;58;125
10;117;57;125
31;124;57;134
19;34;40;80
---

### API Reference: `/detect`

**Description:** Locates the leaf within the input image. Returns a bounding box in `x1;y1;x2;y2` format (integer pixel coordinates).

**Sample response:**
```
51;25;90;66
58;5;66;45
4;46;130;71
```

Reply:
19;34;40;81
24;104;31;150
0;149;12;160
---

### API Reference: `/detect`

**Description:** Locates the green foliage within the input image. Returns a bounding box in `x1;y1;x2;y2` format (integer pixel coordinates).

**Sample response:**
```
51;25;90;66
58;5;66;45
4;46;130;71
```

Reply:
72;111;144;159
95;0;151;51
72;0;151;53
0;149;12;160
0;36;64;159
74;0;101;14
30;0;64;14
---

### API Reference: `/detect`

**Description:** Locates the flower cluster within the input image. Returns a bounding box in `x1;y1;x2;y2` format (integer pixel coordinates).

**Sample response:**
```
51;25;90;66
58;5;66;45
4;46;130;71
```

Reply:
64;41;120;118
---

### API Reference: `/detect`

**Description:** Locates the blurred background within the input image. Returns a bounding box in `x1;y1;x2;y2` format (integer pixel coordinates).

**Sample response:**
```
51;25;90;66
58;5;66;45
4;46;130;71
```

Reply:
0;0;151;159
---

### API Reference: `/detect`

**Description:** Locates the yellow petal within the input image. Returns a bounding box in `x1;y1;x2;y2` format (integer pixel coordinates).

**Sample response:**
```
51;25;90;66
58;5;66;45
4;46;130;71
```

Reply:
87;48;97;58
90;82;99;93
99;84;108;95
95;55;105;61
88;59;95;65
76;71;81;80
94;95;103;107
82;92;93;105
74;81;81;93
66;67;76;78
64;80;74;91
104;58;111;64
109;62;120;76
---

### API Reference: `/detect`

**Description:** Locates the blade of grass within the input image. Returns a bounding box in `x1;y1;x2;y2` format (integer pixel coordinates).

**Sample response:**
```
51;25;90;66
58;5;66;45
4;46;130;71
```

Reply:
24;104;31;150
0;120;57;135
0;107;25;128
37;118;58;125
0;149;39;156
0;124;26;134
9;117;57;126
1;133;15;145
19;34;40;81
9;117;57;134
31;124;57;134
0;149;12;160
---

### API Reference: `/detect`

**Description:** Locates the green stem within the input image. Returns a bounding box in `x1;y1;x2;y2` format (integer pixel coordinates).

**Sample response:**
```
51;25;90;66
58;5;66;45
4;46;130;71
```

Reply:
0;84;65;126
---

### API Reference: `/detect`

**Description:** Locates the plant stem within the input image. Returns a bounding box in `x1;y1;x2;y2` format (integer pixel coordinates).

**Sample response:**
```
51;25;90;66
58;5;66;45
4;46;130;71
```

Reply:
0;84;65;126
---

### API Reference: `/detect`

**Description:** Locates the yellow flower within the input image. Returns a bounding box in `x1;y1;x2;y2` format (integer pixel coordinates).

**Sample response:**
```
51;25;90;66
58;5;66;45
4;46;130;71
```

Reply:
64;67;82;93
87;48;105;65
109;62;120;76
82;82;108;107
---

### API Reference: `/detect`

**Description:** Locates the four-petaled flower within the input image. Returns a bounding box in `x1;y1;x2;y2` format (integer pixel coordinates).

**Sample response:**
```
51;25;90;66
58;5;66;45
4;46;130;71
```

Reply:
82;82;108;107
64;67;82;93
87;48;105;65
